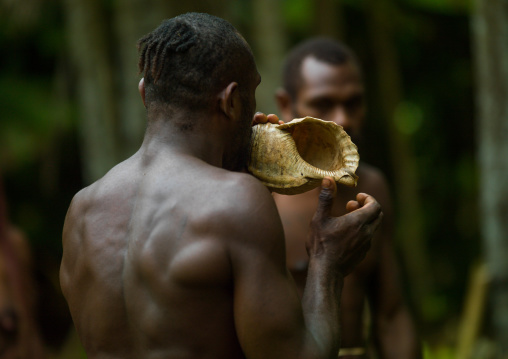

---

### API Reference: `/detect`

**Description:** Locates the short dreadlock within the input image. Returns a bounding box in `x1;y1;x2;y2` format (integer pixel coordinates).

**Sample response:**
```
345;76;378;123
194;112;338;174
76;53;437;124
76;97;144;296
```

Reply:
137;13;255;112
282;37;358;100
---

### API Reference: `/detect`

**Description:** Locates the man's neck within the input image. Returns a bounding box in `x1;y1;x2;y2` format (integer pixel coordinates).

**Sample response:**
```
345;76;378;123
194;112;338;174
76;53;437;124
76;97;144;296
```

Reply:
140;111;225;168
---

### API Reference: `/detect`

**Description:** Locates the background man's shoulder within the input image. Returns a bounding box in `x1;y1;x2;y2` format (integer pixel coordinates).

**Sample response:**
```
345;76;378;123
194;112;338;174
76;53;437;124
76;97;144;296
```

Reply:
357;162;390;193
355;162;393;216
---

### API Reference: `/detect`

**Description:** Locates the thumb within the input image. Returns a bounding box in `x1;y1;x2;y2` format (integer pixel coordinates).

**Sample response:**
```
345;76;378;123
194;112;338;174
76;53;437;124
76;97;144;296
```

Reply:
314;177;337;222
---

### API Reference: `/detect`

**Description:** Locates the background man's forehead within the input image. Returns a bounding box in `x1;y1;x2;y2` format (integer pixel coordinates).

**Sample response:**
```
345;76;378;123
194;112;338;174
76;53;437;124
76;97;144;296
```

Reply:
300;59;362;88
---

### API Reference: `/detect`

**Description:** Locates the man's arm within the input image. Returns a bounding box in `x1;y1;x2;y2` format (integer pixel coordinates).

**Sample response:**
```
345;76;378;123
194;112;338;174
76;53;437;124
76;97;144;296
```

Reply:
228;176;382;359
366;172;422;359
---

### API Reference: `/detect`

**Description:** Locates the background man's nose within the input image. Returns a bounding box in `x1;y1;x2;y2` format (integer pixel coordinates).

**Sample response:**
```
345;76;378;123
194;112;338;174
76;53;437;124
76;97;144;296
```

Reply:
331;107;351;132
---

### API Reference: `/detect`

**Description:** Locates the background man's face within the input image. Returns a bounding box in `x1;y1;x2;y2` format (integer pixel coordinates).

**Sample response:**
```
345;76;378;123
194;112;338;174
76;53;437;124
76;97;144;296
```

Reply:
293;57;365;144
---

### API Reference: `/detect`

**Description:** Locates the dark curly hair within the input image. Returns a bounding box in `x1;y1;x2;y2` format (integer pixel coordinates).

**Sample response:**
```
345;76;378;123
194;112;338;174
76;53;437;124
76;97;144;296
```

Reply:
137;13;255;111
282;37;358;99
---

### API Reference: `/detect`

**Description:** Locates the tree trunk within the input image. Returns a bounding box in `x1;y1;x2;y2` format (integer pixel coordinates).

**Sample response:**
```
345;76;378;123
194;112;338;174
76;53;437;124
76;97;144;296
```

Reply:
365;0;434;316
64;0;177;181
63;0;118;183
113;0;172;160
471;0;508;354
251;0;287;115
113;0;151;160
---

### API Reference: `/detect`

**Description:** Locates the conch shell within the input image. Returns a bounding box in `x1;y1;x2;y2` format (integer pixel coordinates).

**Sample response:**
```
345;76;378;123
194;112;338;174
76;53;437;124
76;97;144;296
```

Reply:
248;116;359;195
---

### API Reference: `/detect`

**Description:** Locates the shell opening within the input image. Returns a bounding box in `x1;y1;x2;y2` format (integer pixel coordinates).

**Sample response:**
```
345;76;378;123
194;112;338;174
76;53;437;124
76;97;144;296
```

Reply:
285;122;343;172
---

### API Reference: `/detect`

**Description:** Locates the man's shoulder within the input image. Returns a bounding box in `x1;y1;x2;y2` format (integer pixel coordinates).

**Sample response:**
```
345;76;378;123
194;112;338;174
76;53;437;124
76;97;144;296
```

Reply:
67;177;108;211
354;162;393;213
357;162;387;182
211;173;285;259
67;185;93;215
69;158;139;207
356;162;390;193
199;170;281;236
63;183;99;237
208;171;275;217
64;165;126;229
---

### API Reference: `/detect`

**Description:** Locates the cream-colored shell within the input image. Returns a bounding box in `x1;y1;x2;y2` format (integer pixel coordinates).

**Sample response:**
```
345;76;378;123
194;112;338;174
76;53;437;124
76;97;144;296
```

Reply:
248;116;359;195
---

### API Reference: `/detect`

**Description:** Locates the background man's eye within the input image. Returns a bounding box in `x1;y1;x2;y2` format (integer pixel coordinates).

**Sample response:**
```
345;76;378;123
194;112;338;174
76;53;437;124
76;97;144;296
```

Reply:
345;97;364;110
313;100;333;110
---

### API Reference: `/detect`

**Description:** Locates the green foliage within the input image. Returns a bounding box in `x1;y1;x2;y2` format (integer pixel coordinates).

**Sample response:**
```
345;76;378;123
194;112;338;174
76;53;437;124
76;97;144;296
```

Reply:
0;76;74;169
394;101;425;135
283;0;314;35
421;294;450;323
423;342;456;359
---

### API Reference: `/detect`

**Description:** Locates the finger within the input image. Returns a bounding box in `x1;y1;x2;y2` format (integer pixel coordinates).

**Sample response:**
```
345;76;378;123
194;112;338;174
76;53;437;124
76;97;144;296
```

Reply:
356;193;382;213
356;192;378;207
346;200;360;213
266;114;280;124
348;196;382;224
252;112;268;124
313;177;337;222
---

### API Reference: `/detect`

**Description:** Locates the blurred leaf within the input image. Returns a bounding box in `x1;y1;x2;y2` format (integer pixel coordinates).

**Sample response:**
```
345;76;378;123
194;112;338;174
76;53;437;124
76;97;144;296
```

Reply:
283;0;314;35
423;342;456;359
394;101;424;135
0;76;74;168
421;294;449;322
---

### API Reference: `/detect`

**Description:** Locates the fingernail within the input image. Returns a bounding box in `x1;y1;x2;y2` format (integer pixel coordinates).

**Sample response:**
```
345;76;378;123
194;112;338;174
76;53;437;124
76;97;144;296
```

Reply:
322;178;332;189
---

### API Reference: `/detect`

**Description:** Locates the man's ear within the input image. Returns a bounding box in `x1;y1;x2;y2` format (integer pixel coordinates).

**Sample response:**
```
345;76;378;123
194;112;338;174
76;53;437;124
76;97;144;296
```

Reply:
218;82;240;120
275;88;294;123
139;78;146;108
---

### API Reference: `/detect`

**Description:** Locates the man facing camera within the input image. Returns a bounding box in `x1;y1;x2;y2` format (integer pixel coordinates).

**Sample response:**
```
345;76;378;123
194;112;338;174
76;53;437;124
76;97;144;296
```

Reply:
274;38;421;358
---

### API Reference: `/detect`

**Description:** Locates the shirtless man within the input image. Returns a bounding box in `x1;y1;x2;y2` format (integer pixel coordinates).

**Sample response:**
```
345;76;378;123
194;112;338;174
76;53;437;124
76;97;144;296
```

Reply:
274;38;421;358
60;14;383;359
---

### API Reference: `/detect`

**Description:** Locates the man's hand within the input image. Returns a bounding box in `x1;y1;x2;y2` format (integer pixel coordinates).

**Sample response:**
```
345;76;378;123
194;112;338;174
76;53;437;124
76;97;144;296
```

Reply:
252;112;284;126
307;177;383;277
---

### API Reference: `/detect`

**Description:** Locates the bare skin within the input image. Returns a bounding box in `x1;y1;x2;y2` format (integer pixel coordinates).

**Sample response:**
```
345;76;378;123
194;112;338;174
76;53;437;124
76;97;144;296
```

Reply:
275;56;421;358
60;67;383;359
0;179;45;359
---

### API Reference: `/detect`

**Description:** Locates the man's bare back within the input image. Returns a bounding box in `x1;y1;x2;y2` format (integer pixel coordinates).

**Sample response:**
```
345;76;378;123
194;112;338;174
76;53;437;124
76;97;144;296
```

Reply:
61;150;266;358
